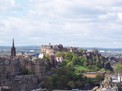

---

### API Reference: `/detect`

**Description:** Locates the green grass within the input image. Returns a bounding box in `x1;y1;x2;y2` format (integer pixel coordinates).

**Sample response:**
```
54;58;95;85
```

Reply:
75;65;90;71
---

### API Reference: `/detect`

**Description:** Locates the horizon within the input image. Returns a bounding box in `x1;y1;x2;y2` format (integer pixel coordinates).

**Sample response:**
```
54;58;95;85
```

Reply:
0;44;122;49
0;0;122;48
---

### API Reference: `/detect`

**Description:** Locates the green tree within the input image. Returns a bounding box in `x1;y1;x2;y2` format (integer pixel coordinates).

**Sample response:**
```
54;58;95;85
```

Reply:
64;52;73;60
75;80;83;88
80;56;87;65
72;55;81;65
60;75;69;89
60;60;67;66
96;75;102;82
43;55;50;60
44;77;53;90
66;62;74;68
87;78;93;85
83;61;88;67
115;64;122;73
100;68;106;72
52;75;59;88
67;81;75;89
56;52;65;57
79;48;83;54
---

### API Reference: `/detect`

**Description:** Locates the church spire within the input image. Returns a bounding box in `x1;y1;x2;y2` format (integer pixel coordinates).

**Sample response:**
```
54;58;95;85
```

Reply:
11;38;16;57
12;38;15;47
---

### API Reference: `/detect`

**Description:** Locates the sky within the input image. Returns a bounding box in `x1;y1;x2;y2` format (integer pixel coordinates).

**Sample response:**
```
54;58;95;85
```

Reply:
0;0;122;48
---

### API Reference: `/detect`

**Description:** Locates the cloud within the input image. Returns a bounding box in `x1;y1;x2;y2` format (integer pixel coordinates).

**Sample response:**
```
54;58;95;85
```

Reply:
0;0;122;47
0;0;16;12
117;12;122;20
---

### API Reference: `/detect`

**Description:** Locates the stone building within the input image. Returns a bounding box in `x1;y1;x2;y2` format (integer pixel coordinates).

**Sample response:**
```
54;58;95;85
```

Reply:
41;43;64;55
0;56;46;91
31;58;46;80
41;43;78;56
0;39;46;91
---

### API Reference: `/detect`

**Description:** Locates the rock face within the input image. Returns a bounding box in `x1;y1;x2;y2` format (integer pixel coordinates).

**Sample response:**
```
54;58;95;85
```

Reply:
11;75;38;91
104;62;113;71
94;74;119;91
31;59;46;80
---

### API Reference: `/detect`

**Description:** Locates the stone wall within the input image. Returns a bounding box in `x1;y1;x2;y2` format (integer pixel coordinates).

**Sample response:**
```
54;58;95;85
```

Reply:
11;75;38;91
0;56;46;91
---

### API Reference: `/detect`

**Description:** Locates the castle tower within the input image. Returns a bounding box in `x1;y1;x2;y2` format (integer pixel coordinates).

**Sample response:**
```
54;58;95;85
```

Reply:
11;39;16;57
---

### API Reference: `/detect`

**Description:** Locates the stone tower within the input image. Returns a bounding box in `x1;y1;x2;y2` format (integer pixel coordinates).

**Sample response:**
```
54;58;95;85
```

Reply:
11;39;16;57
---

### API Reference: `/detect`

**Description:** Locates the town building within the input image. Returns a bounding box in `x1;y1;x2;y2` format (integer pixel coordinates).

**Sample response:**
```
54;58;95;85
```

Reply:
111;74;122;83
0;40;46;91
83;72;105;79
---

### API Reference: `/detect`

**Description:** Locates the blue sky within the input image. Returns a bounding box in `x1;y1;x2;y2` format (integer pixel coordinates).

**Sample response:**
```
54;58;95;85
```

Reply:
0;0;122;48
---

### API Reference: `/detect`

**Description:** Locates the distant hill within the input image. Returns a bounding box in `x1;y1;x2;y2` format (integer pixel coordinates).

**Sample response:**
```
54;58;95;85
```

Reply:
0;46;122;52
0;46;40;56
82;47;122;52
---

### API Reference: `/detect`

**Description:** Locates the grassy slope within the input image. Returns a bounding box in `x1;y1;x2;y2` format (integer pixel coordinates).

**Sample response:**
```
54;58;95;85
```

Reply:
75;65;90;71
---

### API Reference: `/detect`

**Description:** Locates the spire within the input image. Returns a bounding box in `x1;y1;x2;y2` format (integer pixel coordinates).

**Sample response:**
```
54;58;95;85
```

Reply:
11;38;16;57
12;38;15;47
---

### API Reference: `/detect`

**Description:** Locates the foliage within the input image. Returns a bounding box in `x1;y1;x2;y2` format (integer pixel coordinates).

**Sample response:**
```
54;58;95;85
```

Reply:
43;67;85;90
56;52;65;57
66;62;74;68
67;81;75;88
43;49;113;90
75;65;90;72
64;52;74;60
79;48;83;54
43;77;53;90
96;75;103;82
87;78;93;85
54;50;113;74
43;55;50;60
115;64;122;73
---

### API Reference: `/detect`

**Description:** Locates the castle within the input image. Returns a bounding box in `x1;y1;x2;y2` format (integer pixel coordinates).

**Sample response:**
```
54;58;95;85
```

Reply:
41;43;78;55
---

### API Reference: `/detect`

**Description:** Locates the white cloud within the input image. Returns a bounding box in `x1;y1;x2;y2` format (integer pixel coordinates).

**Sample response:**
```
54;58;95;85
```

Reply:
0;0;16;12
0;0;122;47
117;12;122;20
